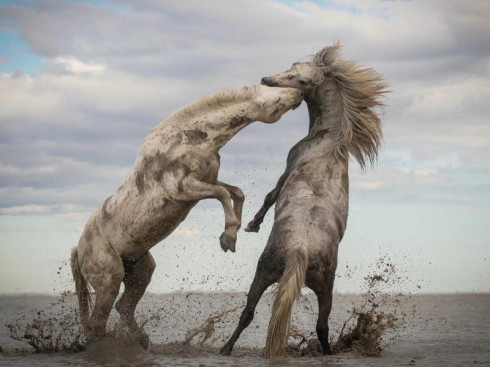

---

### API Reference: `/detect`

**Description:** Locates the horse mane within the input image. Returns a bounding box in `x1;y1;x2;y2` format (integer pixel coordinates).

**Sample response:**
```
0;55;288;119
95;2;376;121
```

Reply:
169;85;262;120
312;42;389;169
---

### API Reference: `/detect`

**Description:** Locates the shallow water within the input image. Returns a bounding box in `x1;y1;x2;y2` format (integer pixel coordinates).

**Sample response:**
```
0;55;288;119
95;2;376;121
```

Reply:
0;293;489;366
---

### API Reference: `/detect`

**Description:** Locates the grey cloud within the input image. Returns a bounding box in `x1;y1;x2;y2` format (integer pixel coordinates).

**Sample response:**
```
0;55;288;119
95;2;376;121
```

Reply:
0;0;489;215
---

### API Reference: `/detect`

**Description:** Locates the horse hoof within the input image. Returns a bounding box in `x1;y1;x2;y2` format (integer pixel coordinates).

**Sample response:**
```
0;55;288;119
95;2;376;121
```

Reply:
86;333;117;352
219;346;232;356
245;222;260;233
220;232;236;252
137;333;150;350
93;332;115;342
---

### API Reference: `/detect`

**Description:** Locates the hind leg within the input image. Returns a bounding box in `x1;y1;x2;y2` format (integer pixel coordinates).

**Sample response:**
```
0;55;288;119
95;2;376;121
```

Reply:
220;263;279;356
312;283;334;355
115;252;155;347
79;234;124;341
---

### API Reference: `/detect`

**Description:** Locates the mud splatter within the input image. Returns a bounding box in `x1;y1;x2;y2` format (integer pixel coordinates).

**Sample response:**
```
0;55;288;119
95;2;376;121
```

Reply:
287;255;418;357
331;256;409;355
6;292;85;353
5;288;166;354
4;254;419;359
286;325;322;357
184;304;244;346
332;309;397;355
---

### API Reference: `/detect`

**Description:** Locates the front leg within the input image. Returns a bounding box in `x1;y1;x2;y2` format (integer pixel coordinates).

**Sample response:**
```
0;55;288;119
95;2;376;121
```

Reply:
173;177;239;252
217;181;245;230
245;172;287;233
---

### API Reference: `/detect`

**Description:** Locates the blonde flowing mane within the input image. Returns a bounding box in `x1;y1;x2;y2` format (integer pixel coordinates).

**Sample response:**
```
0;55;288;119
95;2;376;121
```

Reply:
312;42;389;169
170;85;262;120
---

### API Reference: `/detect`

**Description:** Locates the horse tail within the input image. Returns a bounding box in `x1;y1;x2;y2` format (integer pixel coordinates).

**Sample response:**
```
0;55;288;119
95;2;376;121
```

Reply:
265;243;308;359
70;246;92;335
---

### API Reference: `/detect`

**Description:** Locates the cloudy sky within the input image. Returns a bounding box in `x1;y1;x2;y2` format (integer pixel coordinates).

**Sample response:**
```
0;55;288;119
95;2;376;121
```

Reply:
0;0;489;294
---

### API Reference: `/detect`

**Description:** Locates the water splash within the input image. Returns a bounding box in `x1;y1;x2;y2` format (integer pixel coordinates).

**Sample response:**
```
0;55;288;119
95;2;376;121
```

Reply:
184;304;244;346
287;255;418;357
6;292;86;353
4;255;419;359
5;291;163;354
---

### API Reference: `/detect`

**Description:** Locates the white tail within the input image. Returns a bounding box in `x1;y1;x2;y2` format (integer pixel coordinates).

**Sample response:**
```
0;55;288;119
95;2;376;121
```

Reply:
70;246;92;336
264;243;308;358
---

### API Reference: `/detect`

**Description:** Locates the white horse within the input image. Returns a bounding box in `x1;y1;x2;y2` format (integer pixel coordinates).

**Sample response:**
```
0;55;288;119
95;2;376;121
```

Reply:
70;85;303;346
220;44;388;358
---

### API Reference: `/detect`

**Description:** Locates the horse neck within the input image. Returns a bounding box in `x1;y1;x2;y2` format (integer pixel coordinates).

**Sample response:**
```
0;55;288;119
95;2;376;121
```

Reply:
305;77;343;138
303;77;349;171
187;102;255;152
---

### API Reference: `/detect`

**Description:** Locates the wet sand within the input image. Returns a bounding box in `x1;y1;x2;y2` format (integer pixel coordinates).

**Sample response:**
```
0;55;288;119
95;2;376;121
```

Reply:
1;292;489;366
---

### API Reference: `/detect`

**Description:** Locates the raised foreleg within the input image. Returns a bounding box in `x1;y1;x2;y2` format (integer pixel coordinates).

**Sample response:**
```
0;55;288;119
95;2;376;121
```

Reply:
245;172;287;232
173;177;239;252
217;181;245;230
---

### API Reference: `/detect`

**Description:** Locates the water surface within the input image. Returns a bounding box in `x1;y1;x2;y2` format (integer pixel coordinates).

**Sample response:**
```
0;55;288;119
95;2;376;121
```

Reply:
1;293;489;366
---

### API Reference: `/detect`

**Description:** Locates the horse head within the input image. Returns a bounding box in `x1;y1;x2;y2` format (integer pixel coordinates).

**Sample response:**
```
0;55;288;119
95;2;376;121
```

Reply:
261;61;325;97
255;85;304;124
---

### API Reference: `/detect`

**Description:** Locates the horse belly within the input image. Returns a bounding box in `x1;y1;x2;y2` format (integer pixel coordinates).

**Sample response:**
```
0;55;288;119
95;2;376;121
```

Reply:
101;193;196;260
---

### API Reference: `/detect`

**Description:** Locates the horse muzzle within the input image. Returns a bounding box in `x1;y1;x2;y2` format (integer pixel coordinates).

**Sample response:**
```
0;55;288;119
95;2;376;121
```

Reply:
261;77;275;87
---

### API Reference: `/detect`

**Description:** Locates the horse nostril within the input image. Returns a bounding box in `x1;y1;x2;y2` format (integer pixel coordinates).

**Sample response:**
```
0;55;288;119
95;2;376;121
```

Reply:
261;77;270;86
299;91;304;98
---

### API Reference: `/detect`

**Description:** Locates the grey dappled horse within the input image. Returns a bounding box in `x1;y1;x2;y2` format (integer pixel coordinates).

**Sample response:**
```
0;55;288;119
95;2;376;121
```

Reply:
220;44;388;358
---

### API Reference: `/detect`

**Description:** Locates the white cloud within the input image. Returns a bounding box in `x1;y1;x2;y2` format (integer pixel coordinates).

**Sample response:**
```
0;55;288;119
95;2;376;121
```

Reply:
0;73;62;120
408;78;490;117
52;56;106;73
0;156;130;188
399;168;438;177
351;166;446;192
0;163;57;176
57;212;89;222
0;204;50;214
353;181;384;190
